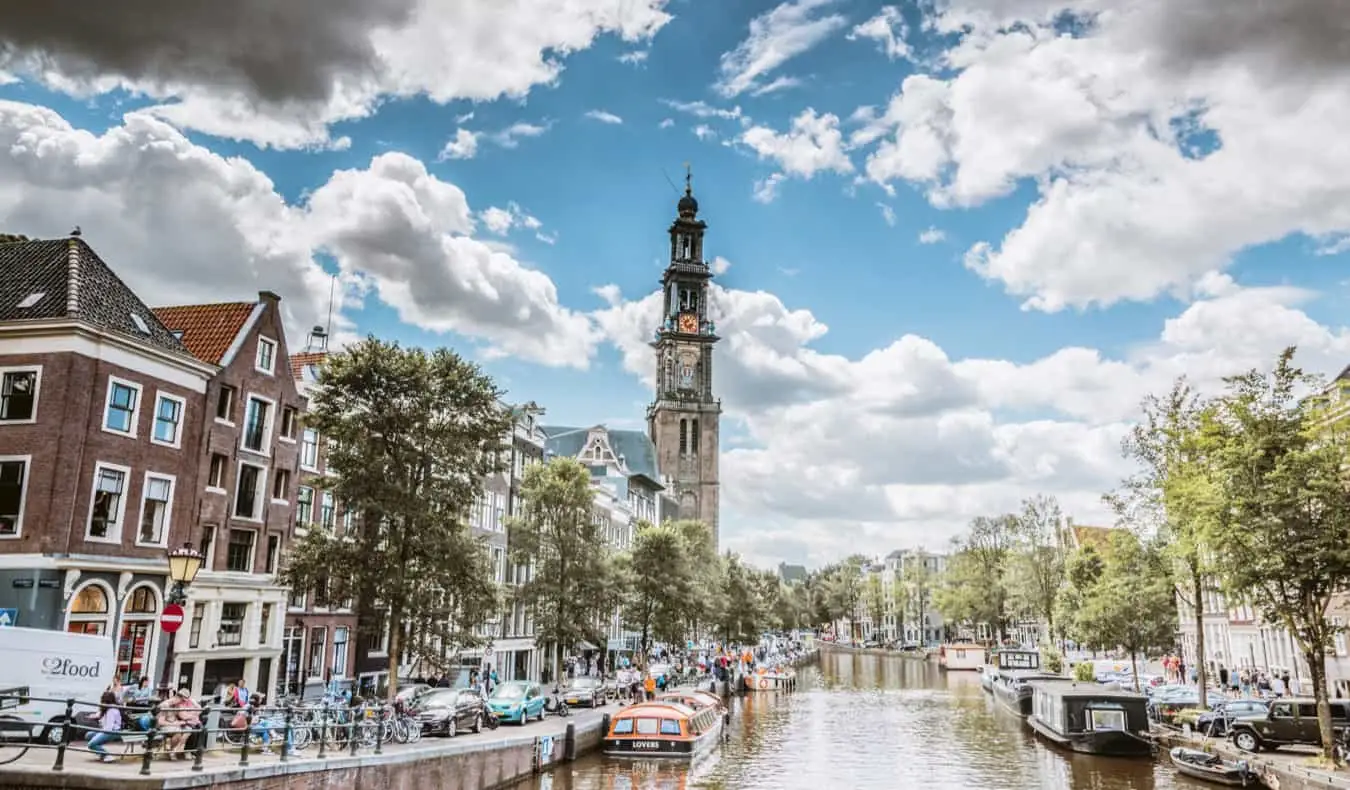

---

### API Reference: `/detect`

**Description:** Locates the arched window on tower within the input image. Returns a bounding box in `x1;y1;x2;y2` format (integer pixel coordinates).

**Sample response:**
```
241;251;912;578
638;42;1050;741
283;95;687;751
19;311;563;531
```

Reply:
681;235;692;260
691;419;699;454
679;419;687;454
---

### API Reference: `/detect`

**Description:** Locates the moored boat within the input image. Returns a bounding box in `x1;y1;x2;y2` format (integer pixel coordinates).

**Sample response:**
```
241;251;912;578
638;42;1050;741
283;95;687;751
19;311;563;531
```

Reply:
657;690;725;712
603;701;724;758
980;665;998;693
938;643;986;671
743;668;794;692
1025;680;1152;757
1169;747;1265;787
992;671;1063;717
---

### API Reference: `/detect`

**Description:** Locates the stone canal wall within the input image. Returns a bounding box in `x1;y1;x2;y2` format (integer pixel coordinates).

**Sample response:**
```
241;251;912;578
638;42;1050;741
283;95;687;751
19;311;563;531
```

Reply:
1153;730;1350;790
0;717;607;790
819;644;933;661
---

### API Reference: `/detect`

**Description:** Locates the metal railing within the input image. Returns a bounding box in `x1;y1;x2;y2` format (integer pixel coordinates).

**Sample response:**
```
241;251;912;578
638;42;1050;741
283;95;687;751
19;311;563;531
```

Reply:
0;693;424;776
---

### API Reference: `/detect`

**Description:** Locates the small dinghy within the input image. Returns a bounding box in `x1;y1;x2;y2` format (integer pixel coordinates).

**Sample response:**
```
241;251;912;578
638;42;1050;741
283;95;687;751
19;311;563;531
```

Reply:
1169;747;1264;787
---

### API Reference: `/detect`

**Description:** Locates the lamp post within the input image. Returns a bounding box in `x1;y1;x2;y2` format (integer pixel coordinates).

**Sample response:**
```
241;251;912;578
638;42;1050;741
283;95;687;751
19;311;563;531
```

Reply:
158;543;204;697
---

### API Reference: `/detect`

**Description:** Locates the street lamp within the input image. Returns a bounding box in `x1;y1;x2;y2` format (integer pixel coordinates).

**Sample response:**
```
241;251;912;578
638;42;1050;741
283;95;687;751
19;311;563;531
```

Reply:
158;543;204;697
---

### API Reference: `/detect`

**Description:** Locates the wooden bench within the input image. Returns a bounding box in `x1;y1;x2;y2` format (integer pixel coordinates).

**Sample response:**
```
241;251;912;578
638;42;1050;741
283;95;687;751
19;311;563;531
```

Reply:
118;732;150;755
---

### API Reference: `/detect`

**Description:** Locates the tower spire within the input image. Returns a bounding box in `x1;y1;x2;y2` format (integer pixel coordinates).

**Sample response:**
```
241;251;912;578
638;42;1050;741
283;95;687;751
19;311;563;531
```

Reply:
684;162;692;196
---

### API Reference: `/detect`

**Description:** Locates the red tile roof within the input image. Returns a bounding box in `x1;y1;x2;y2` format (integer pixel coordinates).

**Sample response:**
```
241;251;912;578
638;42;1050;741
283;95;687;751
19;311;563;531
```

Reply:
290;351;328;381
151;302;257;365
1070;524;1116;552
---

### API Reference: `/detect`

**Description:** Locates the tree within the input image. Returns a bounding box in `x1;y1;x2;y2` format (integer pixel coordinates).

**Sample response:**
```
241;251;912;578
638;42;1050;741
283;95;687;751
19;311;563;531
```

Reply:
1005;496;1068;644
1197;348;1350;759
863;573;886;640
1073;531;1176;689
280;338;510;699
713;554;769;643
1109;378;1215;707
509;457;617;683
899;555;934;644
668;520;719;640
619;522;692;657
935;516;1014;642
1055;545;1104;652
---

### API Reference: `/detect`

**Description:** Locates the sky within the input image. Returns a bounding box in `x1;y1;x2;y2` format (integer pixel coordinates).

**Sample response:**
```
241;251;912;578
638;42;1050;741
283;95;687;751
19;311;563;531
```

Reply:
2;0;1349;569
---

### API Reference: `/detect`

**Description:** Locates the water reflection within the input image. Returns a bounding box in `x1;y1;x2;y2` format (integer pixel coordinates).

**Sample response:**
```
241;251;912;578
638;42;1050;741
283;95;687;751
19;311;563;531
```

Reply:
511;651;1209;790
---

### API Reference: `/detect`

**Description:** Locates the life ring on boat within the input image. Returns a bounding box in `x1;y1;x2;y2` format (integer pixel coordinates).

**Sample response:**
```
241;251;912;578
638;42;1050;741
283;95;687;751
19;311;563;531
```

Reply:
759;678;769;690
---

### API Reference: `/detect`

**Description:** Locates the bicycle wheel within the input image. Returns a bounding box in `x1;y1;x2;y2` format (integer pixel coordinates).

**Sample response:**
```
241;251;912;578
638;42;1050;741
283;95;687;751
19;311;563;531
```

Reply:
390;717;409;744
0;743;30;766
406;717;423;743
289;725;312;751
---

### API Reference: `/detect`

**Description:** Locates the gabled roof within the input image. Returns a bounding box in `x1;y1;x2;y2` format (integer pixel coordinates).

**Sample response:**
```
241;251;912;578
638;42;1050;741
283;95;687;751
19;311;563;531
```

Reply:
151;302;258;365
0;236;192;357
290;351;328;382
541;425;661;483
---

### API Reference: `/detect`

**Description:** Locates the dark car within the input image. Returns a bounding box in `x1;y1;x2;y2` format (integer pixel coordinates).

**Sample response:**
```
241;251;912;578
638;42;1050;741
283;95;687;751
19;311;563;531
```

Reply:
1230;698;1350;752
562;676;606;708
1196;699;1269;737
414;688;487;737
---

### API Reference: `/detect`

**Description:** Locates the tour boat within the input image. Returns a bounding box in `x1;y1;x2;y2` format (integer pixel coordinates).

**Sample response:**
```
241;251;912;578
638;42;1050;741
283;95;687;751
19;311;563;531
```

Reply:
980;665;999;693
742;668;794;692
1025;681;1152;757
602;700;724;759
992;671;1063;717
656;690;725;712
937;643;986;671
1169;747;1266;787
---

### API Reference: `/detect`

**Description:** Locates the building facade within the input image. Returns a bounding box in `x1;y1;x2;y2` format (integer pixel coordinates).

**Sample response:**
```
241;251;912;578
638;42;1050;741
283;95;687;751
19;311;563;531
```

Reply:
496;404;547;683
153;294;305;699
646;178;721;549
0;236;216;691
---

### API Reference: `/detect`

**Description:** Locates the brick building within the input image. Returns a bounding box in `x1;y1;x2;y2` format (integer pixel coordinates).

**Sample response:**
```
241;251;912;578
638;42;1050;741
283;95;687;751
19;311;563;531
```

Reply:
0;235;216;688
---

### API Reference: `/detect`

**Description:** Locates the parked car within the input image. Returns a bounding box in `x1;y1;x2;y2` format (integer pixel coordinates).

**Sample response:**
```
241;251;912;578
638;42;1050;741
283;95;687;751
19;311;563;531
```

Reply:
414;688;487;737
561;676;606;708
487;681;546;725
1230;699;1350;752
395;683;432;707
1196;700;1269;737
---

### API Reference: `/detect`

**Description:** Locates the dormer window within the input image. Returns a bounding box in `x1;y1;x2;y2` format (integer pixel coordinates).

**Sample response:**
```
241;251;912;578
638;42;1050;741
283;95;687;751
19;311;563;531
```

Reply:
129;313;151;334
16;293;43;309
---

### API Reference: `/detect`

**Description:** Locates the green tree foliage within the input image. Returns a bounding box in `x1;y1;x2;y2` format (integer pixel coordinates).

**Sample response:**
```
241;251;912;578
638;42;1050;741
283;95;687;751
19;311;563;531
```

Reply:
1109;377;1216;706
1054;545;1104;650
1069;531;1176;690
279;338;509;698
668;519;720;638
863;573;886;639
1073;661;1096;682
1195;348;1350;758
618;521;692;656
898;555;934;644
713;554;771;643
935;516;1014;642
509;457;617;681
1005;496;1068;638
817;560;864;640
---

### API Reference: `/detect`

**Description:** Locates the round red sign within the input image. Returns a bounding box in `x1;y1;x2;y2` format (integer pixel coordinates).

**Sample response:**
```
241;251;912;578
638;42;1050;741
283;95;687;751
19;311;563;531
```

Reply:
160;603;185;633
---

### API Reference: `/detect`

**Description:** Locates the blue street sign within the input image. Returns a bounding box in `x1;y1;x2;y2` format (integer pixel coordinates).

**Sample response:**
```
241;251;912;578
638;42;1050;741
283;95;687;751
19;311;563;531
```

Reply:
0;609;17;627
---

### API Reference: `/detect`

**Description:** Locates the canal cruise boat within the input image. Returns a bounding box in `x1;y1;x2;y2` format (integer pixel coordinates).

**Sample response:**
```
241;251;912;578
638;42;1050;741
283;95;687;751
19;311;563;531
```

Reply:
937;643;986;672
602;701;725;759
657;690;726;713
1025;680;1152;757
743;667;794;692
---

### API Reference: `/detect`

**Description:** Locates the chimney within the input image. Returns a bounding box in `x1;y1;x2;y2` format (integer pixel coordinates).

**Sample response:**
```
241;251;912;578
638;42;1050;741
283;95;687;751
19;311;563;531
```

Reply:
258;290;281;304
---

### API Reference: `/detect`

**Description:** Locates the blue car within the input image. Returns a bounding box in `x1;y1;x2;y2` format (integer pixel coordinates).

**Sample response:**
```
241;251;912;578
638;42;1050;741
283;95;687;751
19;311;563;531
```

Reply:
487;681;546;725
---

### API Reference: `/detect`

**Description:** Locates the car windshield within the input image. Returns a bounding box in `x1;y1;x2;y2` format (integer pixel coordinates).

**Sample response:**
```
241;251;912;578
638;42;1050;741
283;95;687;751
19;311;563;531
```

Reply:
418;690;456;708
493;684;528;700
569;677;600;689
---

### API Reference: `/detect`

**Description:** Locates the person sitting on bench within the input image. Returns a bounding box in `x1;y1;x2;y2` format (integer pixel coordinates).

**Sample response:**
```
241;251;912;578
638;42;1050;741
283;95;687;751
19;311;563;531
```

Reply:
87;691;123;763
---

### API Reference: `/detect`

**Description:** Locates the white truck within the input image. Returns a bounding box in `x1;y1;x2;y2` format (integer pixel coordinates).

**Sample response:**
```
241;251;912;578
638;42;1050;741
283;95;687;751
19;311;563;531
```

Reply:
0;627;115;743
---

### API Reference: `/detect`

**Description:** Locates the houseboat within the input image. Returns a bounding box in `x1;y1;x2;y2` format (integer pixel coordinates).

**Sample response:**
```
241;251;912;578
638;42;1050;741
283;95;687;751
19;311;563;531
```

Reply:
937;643;986;671
992;671;1064;717
1025;681;1152;757
743;666;795;692
980;664;999;693
602;701;725;759
993;648;1041;672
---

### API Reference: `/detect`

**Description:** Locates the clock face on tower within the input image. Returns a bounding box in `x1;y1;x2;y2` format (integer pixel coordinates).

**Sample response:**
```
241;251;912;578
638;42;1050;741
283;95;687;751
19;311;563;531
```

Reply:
678;313;698;334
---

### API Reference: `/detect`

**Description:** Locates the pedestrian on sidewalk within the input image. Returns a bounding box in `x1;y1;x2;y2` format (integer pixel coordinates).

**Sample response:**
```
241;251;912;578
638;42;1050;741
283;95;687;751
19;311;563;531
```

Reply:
87;691;123;763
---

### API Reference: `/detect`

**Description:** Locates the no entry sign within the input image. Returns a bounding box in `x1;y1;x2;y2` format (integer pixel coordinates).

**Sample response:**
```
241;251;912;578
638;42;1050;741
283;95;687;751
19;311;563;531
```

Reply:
160;603;185;633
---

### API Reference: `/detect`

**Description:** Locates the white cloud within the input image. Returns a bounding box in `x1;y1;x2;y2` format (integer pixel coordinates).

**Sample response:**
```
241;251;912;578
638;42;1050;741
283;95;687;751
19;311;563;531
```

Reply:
584;109;624;124
592;273;1350;566
848;5;912;61
455;111;475;124
714;0;847;98
918;226;945;244
692;125;717;141
661;99;745;123
710;255;732;275
877;203;897;227
740;108;854;200
0;100;597;369
854;0;1350;312
491;121;550;148
2;0;673;149
440;128;479;160
750;76;803;97
618;50;649;65
658;118;675;129
479;201;543;236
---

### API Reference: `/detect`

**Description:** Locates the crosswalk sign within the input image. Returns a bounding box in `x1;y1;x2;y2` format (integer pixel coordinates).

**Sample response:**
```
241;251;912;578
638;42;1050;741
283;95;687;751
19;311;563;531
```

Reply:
0;609;17;627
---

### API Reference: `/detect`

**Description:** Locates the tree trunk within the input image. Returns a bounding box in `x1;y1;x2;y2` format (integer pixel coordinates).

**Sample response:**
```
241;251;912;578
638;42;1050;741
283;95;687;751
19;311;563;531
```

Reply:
386;606;403;702
1306;645;1333;760
1192;572;1206;708
1129;649;1140;693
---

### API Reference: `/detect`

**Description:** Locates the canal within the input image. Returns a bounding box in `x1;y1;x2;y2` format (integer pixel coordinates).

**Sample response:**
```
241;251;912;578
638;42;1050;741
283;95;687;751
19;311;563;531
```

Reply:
508;649;1210;790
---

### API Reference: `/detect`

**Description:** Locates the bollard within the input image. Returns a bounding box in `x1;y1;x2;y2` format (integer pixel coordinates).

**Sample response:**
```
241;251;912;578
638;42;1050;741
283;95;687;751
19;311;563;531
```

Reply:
238;708;250;767
51;698;76;772
374;705;385;756
280;705;292;763
563;722;577;761
348;710;360;756
316;708;329;760
141;707;160;777
192;704;209;772
600;712;611;737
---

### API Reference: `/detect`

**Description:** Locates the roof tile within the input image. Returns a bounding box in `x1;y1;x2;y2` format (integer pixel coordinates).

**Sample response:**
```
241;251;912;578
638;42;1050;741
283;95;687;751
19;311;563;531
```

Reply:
152;302;257;365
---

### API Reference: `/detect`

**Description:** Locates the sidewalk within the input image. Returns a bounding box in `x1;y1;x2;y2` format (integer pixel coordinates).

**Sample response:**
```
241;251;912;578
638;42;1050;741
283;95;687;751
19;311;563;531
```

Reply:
0;706;608;785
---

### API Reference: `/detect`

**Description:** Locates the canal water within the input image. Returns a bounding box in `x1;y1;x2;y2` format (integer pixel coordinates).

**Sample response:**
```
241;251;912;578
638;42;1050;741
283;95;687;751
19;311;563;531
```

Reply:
509;649;1209;790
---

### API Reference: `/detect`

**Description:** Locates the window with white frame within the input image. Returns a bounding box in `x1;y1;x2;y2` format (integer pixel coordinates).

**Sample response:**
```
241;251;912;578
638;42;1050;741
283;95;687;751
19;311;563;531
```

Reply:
1334;617;1347;657
88;464;129;540
279;406;298;440
0;367;39;422
225;529;255;573
271;468;290;502
207;453;228;490
320;491;334;530
296;486;314;526
242;396;272;453
0;457;29;537
233;463;266;521
151;393;185;447
216;385;236;423
255;337;276;374
103;378;141;436
137;474;174;545
300;428;319;470
333;627;350;678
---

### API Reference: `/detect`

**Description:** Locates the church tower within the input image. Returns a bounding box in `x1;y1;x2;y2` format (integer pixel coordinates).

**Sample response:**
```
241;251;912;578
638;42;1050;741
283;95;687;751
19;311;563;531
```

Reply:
648;170;721;549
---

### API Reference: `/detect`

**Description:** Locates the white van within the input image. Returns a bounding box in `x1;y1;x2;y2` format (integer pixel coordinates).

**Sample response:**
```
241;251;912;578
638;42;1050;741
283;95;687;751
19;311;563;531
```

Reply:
0;627;115;742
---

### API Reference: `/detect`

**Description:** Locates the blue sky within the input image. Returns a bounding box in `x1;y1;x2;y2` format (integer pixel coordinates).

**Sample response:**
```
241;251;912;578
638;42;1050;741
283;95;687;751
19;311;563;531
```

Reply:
2;0;1348;566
